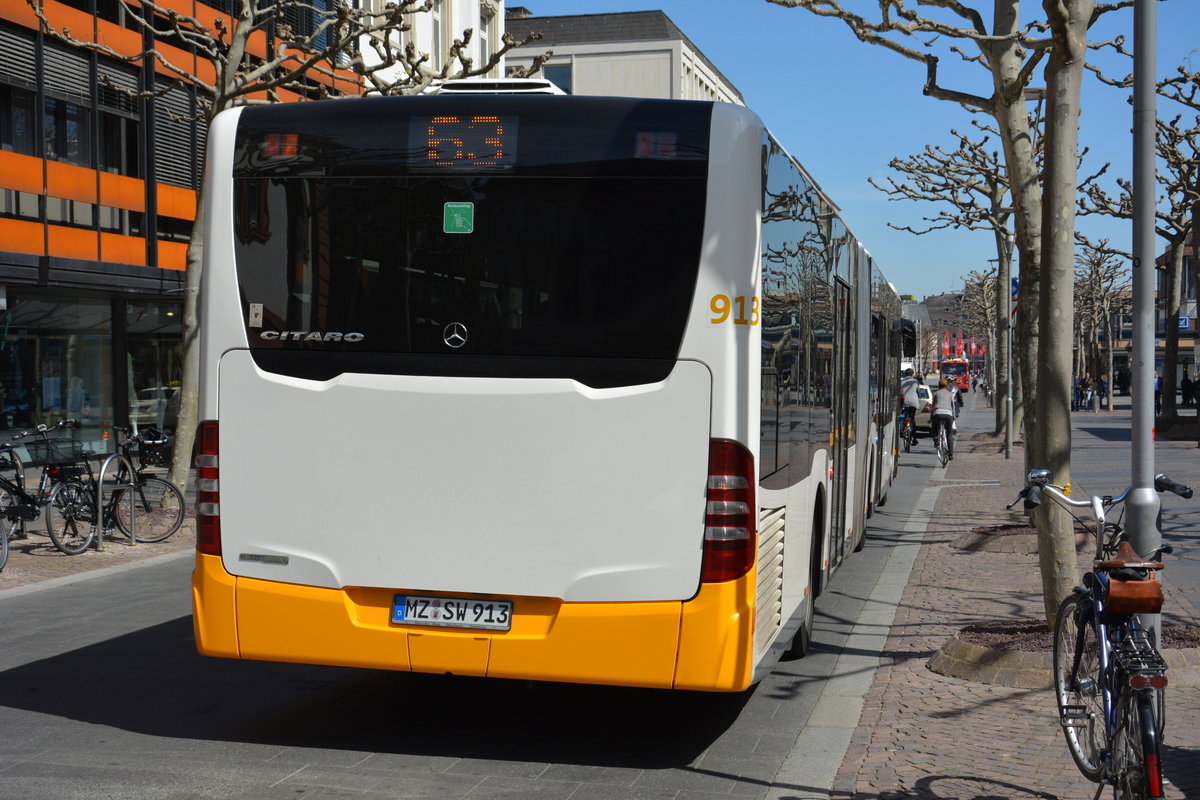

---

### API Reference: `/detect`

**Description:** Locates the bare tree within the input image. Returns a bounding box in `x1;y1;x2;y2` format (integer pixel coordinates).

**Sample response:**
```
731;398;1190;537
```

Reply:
764;0;1134;624
1158;68;1200;404
1074;237;1131;411
959;266;998;397
26;0;548;488
1079;112;1200;422
870;117;1045;435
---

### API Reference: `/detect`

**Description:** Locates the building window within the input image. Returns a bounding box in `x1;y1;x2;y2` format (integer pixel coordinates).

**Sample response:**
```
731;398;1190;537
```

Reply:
44;97;92;166
127;300;183;434
0;294;113;448
431;0;444;71
479;6;494;69
0;84;37;156
99;112;141;177
543;64;572;94
281;0;333;51
0;190;40;221
46;198;95;228
157;215;193;243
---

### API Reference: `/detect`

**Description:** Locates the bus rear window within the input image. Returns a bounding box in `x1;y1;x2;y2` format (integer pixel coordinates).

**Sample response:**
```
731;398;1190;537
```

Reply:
233;173;705;385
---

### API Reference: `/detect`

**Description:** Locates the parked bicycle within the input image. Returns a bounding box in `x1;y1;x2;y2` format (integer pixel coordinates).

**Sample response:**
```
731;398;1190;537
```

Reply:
45;426;186;555
0;419;89;568
1007;469;1191;800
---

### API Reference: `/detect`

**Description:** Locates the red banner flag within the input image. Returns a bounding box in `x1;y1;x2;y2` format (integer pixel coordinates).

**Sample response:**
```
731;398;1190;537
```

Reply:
943;330;950;355
955;331;964;356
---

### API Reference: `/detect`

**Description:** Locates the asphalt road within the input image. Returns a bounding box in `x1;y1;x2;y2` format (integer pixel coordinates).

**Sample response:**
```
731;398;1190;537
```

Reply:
0;453;936;800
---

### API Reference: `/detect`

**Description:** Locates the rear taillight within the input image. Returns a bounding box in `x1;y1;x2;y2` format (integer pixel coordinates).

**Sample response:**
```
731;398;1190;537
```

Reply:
702;439;756;582
1128;673;1168;690
195;420;221;556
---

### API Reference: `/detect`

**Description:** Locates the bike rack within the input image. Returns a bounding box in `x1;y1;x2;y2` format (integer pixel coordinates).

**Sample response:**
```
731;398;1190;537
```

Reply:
95;453;137;551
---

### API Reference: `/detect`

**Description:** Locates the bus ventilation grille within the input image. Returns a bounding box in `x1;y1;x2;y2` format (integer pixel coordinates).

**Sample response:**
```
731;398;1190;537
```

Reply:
755;506;786;655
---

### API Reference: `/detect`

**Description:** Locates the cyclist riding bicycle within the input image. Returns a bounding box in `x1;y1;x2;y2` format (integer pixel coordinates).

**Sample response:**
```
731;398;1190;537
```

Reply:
899;367;923;432
930;378;958;459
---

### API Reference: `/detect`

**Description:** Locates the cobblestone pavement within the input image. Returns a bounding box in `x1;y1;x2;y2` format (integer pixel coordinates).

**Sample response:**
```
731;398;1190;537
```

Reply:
832;432;1200;800
0;499;194;593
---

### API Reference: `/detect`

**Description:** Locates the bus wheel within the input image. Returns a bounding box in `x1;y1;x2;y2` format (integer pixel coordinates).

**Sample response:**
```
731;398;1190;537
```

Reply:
784;594;814;659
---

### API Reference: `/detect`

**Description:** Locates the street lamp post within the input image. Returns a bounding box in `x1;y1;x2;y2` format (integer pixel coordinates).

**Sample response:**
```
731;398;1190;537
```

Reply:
1004;234;1015;460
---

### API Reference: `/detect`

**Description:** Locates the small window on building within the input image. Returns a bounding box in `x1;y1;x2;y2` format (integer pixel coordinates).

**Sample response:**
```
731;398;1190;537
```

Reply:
430;0;444;71
0;190;40;221
480;7;494;69
543;64;572;94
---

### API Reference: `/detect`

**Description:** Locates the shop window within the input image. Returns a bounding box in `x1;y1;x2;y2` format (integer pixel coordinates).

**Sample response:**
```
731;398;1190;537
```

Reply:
0;295;113;450
127;300;183;435
0;84;37;156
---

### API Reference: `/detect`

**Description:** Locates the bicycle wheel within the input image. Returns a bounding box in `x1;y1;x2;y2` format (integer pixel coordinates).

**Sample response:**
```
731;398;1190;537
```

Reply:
0;487;12;571
902;421;912;453
46;480;94;555
1052;592;1104;781
935;432;948;467
113;476;185;542
1112;689;1161;800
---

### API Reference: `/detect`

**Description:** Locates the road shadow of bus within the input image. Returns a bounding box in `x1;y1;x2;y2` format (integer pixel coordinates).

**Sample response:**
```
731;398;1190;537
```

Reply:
0;616;749;768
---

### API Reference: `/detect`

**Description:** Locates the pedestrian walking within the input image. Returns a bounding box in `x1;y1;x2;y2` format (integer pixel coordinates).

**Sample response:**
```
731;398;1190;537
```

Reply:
1154;370;1163;416
1182;369;1193;407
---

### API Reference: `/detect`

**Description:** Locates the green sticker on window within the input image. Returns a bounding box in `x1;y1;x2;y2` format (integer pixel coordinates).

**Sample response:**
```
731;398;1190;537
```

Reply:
444;202;474;234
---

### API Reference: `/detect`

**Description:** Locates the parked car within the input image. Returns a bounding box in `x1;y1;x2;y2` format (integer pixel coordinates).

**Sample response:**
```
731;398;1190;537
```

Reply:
130;386;179;431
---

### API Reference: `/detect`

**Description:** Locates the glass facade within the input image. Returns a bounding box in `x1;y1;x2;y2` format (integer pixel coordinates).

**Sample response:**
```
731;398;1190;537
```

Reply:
0;291;181;452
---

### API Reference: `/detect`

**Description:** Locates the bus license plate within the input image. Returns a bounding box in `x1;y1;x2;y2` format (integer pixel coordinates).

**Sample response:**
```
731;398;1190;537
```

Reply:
391;595;512;631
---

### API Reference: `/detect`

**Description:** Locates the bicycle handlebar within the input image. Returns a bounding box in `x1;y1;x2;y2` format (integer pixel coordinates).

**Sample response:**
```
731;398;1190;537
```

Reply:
1008;469;1195;530
3;417;79;448
1154;473;1193;499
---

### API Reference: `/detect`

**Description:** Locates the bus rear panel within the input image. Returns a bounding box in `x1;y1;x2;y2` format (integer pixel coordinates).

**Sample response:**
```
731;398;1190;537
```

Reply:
194;94;889;691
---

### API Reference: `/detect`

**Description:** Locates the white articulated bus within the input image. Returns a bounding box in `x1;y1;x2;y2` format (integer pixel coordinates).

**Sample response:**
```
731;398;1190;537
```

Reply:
192;91;903;692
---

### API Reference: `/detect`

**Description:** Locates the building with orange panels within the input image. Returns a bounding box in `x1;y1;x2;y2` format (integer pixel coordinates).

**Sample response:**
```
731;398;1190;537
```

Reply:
0;0;504;448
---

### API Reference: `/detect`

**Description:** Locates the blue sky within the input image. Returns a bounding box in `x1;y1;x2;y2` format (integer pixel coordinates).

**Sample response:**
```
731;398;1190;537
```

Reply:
509;1;1198;300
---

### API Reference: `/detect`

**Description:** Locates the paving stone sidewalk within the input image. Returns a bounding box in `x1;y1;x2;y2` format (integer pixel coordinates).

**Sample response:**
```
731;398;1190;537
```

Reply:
832;437;1200;800
0;512;194;593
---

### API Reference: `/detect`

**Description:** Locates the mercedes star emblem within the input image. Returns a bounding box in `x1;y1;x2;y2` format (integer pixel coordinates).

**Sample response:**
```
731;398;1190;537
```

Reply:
443;322;469;349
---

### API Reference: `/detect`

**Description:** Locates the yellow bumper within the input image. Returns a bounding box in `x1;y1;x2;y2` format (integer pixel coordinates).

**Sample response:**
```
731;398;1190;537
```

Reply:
192;553;755;691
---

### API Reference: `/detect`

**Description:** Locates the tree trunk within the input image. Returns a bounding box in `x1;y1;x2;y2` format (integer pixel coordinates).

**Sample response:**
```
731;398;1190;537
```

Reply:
1159;243;1185;422
994;231;1012;431
1032;0;1090;626
168;191;205;491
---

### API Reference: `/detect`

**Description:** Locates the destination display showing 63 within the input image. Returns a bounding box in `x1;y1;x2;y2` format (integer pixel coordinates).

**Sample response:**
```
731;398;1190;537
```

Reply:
411;114;518;169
